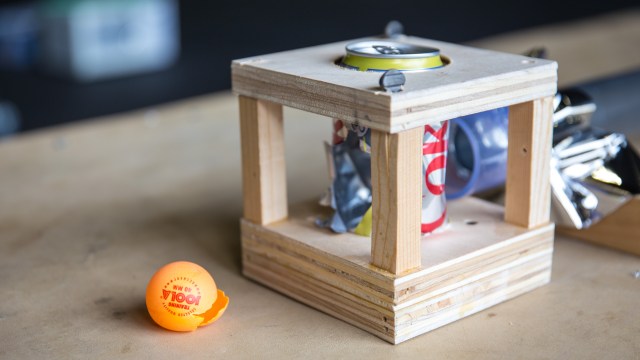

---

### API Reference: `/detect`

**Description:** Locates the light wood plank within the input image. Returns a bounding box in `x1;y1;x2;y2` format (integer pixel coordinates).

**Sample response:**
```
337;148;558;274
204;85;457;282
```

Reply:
558;195;640;255
505;98;554;228
370;128;423;275
239;96;287;225
232;36;557;133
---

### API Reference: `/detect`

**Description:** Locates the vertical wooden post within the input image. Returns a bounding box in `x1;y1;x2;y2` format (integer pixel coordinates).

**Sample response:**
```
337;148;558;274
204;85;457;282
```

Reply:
370;127;423;275
239;96;288;225
505;97;554;228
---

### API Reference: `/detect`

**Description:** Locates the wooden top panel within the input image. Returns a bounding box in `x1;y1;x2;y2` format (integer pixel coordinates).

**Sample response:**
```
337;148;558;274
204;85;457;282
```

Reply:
232;36;557;133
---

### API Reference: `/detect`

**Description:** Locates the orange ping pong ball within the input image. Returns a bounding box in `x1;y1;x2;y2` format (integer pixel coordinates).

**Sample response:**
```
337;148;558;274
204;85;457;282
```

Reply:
146;261;229;331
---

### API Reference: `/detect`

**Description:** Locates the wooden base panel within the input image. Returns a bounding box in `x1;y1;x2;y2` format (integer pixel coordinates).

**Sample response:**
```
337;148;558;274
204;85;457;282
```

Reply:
241;197;554;344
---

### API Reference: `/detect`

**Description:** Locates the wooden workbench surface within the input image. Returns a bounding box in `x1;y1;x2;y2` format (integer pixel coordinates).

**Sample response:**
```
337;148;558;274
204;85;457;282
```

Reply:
1;10;639;359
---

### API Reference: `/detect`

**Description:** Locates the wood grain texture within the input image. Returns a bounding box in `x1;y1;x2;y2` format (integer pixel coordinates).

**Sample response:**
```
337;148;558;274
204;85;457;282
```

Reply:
241;198;554;344
370;128;422;275
505;98;553;228
558;195;640;255
239;96;287;225
232;36;557;133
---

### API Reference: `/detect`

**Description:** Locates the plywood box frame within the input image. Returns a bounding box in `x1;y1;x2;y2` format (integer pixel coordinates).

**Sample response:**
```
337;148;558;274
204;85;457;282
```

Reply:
232;36;557;344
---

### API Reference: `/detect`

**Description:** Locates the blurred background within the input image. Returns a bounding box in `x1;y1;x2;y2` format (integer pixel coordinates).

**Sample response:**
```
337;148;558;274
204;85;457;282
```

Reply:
0;0;637;136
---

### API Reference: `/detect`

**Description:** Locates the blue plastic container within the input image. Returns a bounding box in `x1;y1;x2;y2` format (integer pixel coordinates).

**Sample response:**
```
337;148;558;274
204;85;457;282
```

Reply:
445;107;509;200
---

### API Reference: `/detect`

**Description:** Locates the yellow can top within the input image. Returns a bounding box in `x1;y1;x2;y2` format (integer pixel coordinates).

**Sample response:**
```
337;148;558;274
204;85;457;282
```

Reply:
340;40;443;72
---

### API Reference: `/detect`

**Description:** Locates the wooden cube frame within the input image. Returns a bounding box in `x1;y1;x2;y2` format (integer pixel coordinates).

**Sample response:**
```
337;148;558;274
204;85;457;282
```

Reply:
232;37;557;344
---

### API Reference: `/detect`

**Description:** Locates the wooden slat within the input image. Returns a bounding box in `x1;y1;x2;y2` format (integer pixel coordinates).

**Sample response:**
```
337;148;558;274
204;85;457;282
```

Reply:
370;128;423;275
239;96;287;225
505;98;553;228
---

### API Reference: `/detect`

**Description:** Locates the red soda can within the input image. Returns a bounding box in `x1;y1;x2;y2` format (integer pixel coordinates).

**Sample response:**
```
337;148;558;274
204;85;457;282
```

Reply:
421;121;449;233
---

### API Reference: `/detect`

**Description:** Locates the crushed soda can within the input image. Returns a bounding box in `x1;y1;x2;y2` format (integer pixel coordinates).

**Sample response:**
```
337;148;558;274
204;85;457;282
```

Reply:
316;120;372;233
551;102;640;228
524;48;640;229
317;119;450;235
